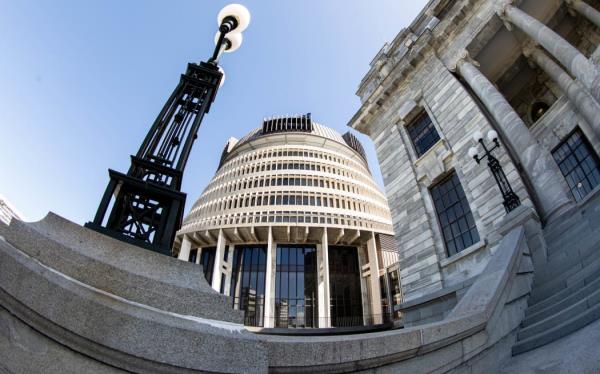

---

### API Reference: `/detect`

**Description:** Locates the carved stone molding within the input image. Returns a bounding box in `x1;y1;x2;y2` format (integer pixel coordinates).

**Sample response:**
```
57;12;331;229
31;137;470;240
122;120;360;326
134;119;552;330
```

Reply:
447;50;480;73
414;140;454;186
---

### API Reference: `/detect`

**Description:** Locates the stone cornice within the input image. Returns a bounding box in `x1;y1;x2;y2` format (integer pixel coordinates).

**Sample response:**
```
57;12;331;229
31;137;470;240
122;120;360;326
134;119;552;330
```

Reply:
349;30;436;135
348;0;481;136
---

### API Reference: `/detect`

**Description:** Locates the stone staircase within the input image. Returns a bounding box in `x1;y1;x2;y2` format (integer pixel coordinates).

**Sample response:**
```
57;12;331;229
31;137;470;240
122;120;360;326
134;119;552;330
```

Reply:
512;191;600;355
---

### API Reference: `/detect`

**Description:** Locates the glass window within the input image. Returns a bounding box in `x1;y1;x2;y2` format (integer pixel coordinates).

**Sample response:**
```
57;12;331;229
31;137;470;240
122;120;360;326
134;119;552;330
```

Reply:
188;249;198;264
224;247;229;262
220;276;226;294
431;172;480;256
552;129;600;202
379;274;392;322
407;112;441;157
275;245;318;328
329;246;363;327
200;247;216;284
230;245;267;327
388;269;402;319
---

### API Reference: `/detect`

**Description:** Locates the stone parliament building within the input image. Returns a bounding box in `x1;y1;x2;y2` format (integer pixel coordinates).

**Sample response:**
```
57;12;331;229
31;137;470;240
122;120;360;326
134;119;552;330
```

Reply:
1;0;600;373
351;0;600;319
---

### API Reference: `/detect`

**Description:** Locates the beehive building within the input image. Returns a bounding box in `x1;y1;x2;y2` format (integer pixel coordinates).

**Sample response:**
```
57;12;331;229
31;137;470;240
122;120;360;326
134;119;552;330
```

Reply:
174;114;401;328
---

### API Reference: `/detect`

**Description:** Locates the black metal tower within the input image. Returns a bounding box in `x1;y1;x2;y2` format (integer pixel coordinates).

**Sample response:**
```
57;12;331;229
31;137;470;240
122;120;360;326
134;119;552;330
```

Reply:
86;62;223;255
86;3;250;255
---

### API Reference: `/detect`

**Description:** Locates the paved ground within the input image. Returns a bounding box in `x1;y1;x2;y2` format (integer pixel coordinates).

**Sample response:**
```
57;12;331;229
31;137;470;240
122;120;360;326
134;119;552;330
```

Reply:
500;318;600;374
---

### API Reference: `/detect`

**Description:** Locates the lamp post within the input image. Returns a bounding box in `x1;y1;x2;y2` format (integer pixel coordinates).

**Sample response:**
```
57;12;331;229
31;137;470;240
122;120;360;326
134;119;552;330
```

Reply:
468;130;521;213
85;4;250;256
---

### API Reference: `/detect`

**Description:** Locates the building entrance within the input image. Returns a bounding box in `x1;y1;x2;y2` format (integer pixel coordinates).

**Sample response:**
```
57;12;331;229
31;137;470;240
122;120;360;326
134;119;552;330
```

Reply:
274;244;318;328
329;246;363;327
230;245;267;327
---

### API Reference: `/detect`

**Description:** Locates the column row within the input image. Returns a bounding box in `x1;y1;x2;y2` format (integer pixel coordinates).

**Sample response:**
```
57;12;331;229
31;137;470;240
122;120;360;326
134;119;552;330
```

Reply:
450;1;600;220
177;230;384;328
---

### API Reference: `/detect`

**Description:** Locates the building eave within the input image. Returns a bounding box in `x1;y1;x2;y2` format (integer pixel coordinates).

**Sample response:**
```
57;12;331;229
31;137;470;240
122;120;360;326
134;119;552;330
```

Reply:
348;0;481;136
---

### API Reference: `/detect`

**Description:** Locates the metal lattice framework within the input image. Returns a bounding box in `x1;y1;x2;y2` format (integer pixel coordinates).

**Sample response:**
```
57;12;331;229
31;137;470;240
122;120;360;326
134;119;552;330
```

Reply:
86;62;223;255
472;138;521;214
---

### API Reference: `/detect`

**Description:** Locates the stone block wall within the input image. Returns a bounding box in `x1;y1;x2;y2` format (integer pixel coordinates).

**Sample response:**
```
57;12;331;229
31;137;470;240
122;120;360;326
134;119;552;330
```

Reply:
350;0;600;305
368;53;532;301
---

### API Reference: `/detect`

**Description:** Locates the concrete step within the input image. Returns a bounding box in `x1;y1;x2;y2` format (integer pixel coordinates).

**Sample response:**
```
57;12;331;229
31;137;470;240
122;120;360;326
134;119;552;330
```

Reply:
529;254;600;304
547;229;597;257
582;203;600;228
543;210;585;243
527;266;600;316
519;290;597;341
512;192;600;356
537;237;600;283
523;274;600;326
512;298;600;356
546;224;600;258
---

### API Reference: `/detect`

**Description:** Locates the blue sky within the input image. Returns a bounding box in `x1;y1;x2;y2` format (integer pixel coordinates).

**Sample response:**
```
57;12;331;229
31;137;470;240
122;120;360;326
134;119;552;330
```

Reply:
0;1;427;224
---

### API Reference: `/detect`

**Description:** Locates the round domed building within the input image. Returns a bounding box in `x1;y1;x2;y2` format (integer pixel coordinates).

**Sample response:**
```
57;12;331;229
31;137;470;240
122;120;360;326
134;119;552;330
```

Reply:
174;114;401;329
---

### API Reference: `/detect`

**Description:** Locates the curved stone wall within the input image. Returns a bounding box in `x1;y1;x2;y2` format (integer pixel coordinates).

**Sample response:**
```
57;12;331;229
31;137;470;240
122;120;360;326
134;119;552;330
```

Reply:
0;209;535;373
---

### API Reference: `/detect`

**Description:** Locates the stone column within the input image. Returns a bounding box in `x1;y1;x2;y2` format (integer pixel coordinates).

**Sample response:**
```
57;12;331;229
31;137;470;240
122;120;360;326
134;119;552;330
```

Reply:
195;247;202;265
221;245;235;296
356;246;371;325
316;229;331;328
454;53;572;220
177;235;192;261
366;232;383;324
524;45;600;139
263;227;276;328
211;229;226;292
498;3;600;102
566;0;600;29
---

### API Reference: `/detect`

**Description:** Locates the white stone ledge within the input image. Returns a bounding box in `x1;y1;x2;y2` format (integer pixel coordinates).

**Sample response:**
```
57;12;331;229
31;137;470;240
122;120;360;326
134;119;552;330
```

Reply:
439;239;487;268
0;238;266;373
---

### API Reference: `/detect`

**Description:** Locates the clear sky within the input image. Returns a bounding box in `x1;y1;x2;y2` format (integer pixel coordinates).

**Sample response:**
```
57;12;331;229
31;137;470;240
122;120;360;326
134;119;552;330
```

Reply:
0;0;428;224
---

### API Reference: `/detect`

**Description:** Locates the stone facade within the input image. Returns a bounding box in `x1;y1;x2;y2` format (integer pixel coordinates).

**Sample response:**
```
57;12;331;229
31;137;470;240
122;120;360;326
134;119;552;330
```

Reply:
0;195;22;225
349;0;600;303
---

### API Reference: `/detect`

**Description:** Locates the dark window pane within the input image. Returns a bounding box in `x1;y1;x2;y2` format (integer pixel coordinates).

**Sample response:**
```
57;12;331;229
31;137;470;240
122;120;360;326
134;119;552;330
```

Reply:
430;173;480;256
552;129;600;202
200;247;216;284
328;246;363;328
230;245;267;327
275;244;318;328
407;112;441;157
